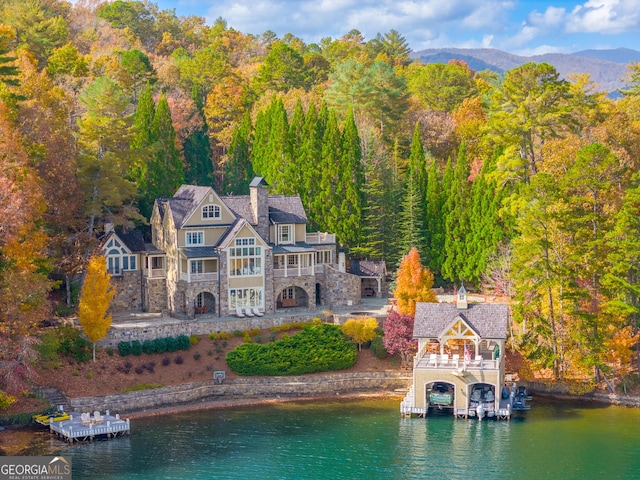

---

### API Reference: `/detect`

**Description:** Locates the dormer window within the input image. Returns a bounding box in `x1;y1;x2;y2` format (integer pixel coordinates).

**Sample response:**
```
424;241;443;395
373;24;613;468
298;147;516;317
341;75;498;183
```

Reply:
278;224;294;244
202;204;221;219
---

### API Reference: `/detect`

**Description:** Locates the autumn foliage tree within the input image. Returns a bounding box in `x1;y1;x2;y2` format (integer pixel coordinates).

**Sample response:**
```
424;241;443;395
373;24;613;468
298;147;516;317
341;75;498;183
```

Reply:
341;317;378;350
78;256;116;362
382;310;417;368
394;247;437;315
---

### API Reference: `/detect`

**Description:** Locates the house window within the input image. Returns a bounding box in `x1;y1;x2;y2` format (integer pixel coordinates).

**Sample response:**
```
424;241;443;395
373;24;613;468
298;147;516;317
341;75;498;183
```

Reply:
190;260;204;274
229;288;263;308
278;225;293;244
229;240;262;276
194;293;204;308
202;204;221;219
104;242;136;275
287;255;297;266
282;287;295;299
186;231;204;245
316;250;332;264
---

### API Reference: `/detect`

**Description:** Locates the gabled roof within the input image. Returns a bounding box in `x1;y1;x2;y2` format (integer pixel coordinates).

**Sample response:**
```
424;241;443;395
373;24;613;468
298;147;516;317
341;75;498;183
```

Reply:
350;260;387;277
160;185;212;228
101;228;146;253
414;303;509;340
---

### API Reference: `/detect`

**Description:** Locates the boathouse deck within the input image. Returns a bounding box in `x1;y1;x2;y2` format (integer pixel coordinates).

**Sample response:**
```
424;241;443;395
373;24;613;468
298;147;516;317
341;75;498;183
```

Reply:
46;412;130;443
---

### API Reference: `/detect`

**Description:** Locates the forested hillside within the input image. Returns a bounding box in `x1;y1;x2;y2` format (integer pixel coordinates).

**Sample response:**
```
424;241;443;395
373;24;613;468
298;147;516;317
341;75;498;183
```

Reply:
1;0;640;393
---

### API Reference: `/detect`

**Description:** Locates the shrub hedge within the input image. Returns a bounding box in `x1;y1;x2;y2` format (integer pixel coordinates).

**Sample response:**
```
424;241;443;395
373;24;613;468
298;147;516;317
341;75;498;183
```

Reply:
118;334;192;357
226;323;357;376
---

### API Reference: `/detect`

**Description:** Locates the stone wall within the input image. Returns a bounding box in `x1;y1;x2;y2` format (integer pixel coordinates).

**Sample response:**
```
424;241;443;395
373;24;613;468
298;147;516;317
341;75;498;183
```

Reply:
143;277;167;312
273;275;316;310
99;313;327;347
324;266;361;308
111;271;142;312
66;371;413;414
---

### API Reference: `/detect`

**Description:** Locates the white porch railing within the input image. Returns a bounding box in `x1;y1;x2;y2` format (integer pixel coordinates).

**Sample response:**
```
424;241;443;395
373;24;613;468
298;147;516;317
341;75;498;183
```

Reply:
414;354;500;371
180;272;218;282
305;232;336;244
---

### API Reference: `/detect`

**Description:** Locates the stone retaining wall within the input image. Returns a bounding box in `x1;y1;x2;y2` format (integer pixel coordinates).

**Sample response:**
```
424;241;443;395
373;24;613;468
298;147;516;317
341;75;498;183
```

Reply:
100;314;326;347
66;372;413;414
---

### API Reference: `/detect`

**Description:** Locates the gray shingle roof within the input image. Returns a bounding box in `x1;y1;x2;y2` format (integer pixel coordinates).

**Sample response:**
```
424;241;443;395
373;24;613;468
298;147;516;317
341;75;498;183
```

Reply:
220;194;308;225
272;243;314;254
221;196;254;222
179;246;219;258
114;229;146;253
169;185;212;227
350;260;387;277
413;303;509;340
268;195;307;224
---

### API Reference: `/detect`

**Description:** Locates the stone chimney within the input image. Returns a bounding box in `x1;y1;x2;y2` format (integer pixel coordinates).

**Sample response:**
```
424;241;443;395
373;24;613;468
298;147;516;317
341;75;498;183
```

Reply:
104;219;114;234
456;285;468;310
249;177;270;241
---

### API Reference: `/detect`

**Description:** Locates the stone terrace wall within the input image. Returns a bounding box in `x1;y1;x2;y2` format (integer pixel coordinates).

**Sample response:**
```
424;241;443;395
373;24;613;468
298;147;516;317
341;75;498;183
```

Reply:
66;372;412;414
99;313;327;347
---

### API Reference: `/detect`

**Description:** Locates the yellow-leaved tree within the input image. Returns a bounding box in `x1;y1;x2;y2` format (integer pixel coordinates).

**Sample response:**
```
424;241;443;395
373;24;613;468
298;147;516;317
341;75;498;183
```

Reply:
394;247;437;315
78;256;116;362
341;317;378;350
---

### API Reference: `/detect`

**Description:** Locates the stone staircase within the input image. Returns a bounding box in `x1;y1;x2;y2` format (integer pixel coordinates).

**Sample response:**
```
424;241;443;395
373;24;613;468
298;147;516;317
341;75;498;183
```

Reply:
38;387;70;413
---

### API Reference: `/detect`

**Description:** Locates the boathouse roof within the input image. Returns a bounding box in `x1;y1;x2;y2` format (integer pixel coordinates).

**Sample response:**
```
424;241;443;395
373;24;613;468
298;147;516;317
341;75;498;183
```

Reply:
413;303;509;340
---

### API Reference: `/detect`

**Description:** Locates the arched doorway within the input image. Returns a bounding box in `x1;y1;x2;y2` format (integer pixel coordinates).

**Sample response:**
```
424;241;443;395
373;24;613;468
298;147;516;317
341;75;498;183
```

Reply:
425;381;455;413
276;286;309;309
194;292;215;315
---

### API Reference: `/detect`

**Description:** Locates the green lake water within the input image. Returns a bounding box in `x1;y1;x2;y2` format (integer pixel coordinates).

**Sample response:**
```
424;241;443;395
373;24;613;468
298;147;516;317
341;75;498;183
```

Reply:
22;397;640;479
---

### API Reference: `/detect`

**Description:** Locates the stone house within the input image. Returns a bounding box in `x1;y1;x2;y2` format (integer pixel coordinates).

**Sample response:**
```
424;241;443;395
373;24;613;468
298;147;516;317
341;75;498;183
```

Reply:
101;177;361;318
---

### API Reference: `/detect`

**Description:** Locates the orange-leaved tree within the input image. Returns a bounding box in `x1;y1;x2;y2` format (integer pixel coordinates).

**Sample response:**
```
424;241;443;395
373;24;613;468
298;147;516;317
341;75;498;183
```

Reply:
78;256;116;362
342;317;378;350
394;247;437;315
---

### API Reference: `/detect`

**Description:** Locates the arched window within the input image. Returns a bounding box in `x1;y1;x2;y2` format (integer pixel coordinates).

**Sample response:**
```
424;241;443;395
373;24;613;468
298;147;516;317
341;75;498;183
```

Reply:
202;204;221;219
103;238;136;275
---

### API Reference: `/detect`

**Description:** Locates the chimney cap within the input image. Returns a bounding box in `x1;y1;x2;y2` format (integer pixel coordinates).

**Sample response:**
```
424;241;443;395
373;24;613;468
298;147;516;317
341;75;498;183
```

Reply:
249;177;269;188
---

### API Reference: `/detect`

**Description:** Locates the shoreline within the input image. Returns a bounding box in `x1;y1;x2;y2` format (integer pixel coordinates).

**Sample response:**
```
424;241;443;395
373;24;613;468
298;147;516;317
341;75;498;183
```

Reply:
125;391;404;420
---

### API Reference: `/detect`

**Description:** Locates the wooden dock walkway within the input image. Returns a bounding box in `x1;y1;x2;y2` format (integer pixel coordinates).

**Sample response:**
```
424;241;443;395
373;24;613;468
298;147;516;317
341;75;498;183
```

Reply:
44;411;130;443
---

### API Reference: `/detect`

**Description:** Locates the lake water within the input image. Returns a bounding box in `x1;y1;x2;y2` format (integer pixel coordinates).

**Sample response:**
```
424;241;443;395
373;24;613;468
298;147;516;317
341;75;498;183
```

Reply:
28;397;640;479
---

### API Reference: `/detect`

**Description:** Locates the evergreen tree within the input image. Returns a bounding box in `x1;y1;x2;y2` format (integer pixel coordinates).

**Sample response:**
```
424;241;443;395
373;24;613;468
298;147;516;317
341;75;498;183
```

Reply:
184;84;213;187
425;159;444;276
299;102;323;229
265;97;294;194
464;151;508;285
337;107;365;246
224;110;253;195
397;123;428;261
314;110;342;239
251;104;273;178
76;76;138;239
142;94;184;218
130;82;154;195
442;143;471;283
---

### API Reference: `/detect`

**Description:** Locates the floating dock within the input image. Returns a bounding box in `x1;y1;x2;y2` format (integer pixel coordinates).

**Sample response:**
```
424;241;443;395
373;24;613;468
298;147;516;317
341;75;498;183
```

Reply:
40;411;130;443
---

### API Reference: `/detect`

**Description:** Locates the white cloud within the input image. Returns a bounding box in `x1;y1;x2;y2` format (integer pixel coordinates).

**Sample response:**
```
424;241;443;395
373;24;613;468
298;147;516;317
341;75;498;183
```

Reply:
566;0;640;34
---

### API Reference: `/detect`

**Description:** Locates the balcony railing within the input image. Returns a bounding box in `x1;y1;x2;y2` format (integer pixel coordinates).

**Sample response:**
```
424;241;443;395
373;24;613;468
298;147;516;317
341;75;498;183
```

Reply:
414;353;500;371
273;266;314;278
305;232;336;244
180;272;219;282
144;267;166;278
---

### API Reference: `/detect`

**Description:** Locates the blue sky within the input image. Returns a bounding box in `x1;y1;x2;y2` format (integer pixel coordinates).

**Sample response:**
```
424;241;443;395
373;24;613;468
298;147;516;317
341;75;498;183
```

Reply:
148;0;639;55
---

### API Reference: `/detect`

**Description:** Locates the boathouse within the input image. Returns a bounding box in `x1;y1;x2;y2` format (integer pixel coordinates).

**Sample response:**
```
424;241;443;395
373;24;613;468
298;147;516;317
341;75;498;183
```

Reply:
401;287;511;419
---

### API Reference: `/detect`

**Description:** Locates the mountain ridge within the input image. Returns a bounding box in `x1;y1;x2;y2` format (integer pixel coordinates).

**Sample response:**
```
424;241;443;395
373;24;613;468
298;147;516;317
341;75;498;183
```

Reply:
411;48;640;94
